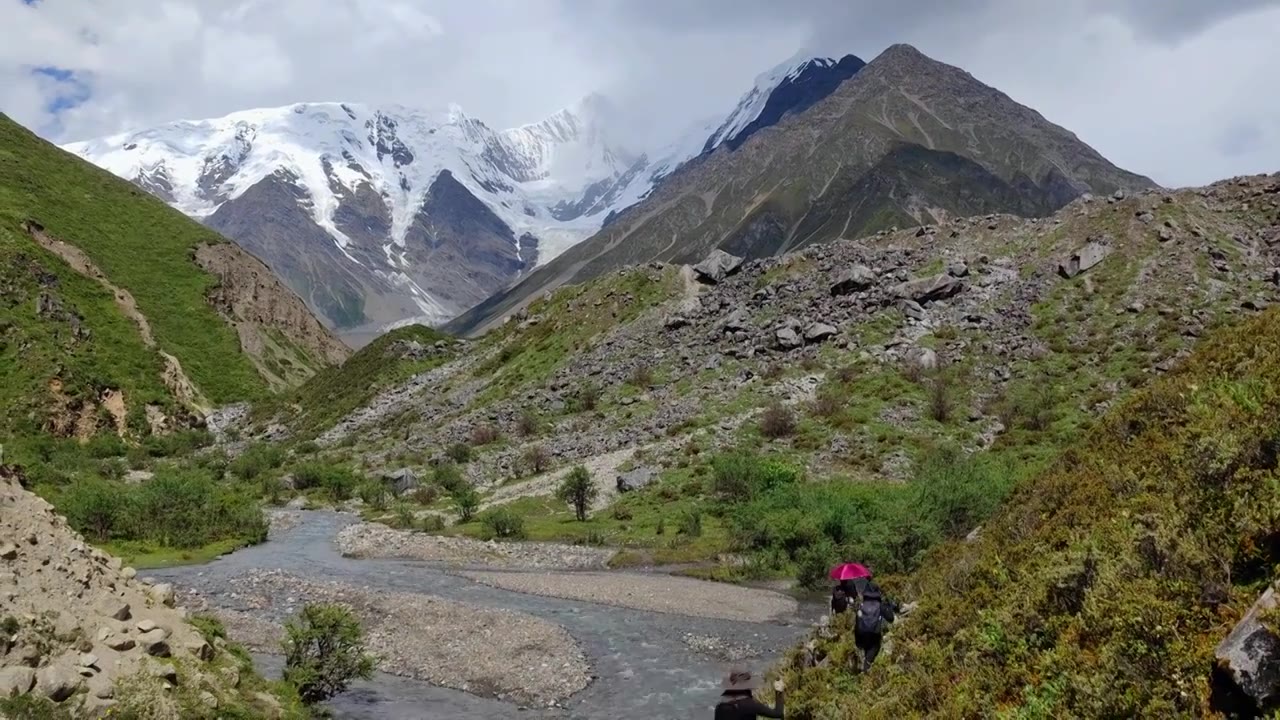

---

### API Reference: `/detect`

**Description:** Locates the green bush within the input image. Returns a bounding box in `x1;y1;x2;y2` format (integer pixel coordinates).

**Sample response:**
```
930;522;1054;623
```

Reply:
143;429;213;458
451;485;480;522
392;502;415;529
59;477;123;542
358;480;390;510
710;454;801;503
557;466;597;521
281;603;374;704
677;509;703;537
293;462;360;502
480;507;526;540
85;433;128;459
410;484;440;505
418;514;445;532
445;442;472;464
230;442;286;480
433;462;467;493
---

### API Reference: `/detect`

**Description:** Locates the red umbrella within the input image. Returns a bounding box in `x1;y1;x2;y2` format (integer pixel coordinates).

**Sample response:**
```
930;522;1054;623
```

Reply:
829;563;872;581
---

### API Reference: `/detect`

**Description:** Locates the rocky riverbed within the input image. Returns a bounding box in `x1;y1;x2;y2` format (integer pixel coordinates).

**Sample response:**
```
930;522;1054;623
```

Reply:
178;569;588;707
336;522;615;569
156;511;818;719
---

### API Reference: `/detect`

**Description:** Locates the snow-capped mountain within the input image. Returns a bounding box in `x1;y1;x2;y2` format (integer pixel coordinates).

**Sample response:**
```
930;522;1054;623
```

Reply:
62;52;866;344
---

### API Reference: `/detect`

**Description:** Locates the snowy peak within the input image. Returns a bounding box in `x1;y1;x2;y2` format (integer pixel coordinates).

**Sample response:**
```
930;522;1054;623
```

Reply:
704;52;866;153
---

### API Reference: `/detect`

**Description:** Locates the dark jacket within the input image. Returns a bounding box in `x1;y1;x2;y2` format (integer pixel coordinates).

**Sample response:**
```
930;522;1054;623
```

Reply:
714;694;784;719
831;588;850;614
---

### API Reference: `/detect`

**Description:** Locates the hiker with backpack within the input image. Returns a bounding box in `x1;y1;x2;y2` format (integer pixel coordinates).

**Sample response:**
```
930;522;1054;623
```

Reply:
854;581;898;671
714;668;784;719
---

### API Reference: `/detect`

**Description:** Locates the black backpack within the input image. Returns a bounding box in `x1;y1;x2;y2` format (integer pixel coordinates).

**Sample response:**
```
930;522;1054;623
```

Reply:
856;589;884;635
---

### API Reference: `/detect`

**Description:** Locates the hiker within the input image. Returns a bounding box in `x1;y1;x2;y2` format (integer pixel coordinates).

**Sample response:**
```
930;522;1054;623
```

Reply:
714;668;784;719
830;584;850;614
831;577;870;614
854;581;898;672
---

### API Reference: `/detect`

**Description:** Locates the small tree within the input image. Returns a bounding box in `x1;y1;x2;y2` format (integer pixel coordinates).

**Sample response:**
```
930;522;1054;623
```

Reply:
281;603;374;704
451;485;480;522
521;445;552;475
557;465;597;521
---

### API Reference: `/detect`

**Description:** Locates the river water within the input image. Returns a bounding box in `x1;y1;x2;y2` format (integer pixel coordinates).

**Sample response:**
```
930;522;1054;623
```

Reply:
152;512;817;719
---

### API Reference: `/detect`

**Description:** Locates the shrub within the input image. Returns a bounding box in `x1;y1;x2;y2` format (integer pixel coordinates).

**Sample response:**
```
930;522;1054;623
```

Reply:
451;485;480;522
190;613;228;645
480;507;526;540
392;502;415;529
469;423;500;446
358;480;390;511
294;441;321;455
569;383;601;413
711;453;801;503
143;429;213;458
446;442;473;464
515;410;541;437
655;517;666;535
762;362;785;382
419;514;445;532
85;433;127;459
556;466;597;521
677;509;703;537
261;475;286;505
799;355;821;372
834;364;859;384
59;478;123;542
410;484;440;505
810;390;845;419
282;603;375;704
433;462;467;493
98;458;127;480
230;443;286;480
521;445;552;475
293;462;360;502
628;363;654;387
928;373;954;423
759;404;796;439
611;504;634;521
125;446;150;471
122;468;267;549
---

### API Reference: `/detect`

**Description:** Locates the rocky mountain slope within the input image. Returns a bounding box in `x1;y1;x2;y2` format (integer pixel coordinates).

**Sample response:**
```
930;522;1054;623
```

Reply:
447;43;1155;336
0;470;300;717
236;170;1279;582
63;53;869;345
0;113;347;442
774;211;1280;717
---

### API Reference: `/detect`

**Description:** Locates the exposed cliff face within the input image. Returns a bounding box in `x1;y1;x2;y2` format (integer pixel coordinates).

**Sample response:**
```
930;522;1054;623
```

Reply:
194;242;351;389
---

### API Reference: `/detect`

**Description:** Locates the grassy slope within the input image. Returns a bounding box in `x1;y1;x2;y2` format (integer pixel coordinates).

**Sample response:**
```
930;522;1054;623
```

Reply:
779;306;1280;718
0;114;266;405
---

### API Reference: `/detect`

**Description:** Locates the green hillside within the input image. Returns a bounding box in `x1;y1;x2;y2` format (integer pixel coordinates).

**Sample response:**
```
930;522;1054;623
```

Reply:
777;303;1280;717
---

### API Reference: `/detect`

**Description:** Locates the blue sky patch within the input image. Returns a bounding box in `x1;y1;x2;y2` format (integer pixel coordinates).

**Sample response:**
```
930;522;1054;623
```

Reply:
30;65;92;115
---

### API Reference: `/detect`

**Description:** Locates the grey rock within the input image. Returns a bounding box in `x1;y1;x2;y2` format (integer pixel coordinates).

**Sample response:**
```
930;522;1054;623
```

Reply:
1215;581;1280;713
150;582;176;608
1057;242;1110;279
722;310;750;334
0;667;36;697
663;315;690;330
616;467;657;493
905;347;939;372
692;250;745;284
774;327;803;350
136;619;158;633
0;543;16;560
36;664;82;702
98;599;131;622
102;632;136;652
138;628;171;657
803;323;838;343
1158;226;1174;242
385;468;419;496
891;274;963;304
1137;211;1155;224
1112;189;1126;201
946;262;970;278
829;265;877;296
898;299;927;321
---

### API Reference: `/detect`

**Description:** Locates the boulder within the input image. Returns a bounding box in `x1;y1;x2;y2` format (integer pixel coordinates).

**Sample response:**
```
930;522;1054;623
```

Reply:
1057;242;1110;279
906;347;939;372
693;250;745;284
149;582;176;608
385;468;419;496
663;315;690;330
946;262;970;278
804;323;838;343
829;265;877;296
0;666;35;697
898;299;927;321
774;327;803;351
97;599;131;622
616;467;657;493
0;543;16;560
722;310;750;334
891;274;963;305
36;663;82;702
1214;582;1280;714
138;628;171;657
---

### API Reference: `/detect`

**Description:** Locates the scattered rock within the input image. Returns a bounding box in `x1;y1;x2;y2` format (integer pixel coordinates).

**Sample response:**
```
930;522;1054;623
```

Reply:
1057;242;1110;279
0;543;16;560
150;582;176;608
692;250;745;284
905;347;939;373
774;327;803;351
616;467;657;493
898;299;927;321
947;261;969;278
722;309;750;334
36;664;82;701
0;666;36;697
891;273;963;304
803;323;838;343
1214;581;1280;714
385;468;420;496
829;265;877;295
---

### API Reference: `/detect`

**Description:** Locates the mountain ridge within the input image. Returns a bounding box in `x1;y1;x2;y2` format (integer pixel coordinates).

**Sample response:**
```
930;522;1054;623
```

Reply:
446;43;1155;336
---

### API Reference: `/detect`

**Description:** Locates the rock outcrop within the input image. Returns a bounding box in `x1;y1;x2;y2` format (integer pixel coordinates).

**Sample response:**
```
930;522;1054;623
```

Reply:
1213;581;1280;715
693;250;745;285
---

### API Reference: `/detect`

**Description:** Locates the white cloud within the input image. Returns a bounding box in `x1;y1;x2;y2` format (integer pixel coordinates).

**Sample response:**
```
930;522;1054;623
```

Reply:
0;0;1277;186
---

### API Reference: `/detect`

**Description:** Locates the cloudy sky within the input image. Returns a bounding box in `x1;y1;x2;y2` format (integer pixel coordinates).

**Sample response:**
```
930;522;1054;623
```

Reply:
2;0;1278;187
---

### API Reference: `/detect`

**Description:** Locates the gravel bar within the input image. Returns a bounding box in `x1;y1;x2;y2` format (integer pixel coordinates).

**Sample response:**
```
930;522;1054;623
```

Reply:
183;569;589;707
336;522;615;569
461;569;798;622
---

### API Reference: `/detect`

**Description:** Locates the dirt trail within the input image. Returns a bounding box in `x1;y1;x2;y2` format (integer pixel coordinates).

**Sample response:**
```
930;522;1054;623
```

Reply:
479;446;636;512
23;221;211;413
